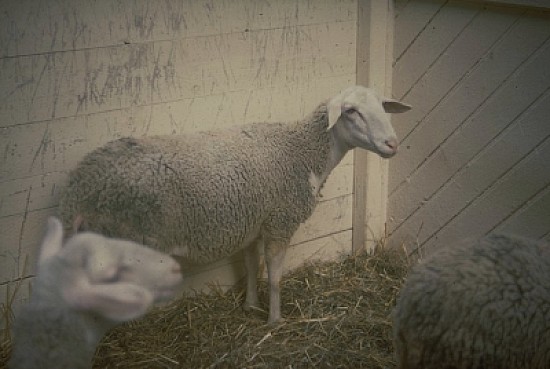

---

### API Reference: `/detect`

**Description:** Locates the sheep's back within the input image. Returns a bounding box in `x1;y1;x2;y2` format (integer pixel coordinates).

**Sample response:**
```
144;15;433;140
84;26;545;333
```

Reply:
393;234;550;369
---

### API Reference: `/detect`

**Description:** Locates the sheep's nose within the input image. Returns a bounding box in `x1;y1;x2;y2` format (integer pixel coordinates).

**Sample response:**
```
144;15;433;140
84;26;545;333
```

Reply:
171;262;181;274
385;138;399;152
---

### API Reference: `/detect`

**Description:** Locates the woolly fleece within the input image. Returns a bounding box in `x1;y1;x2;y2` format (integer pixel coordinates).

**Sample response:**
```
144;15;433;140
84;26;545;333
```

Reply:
60;104;331;263
393;234;550;369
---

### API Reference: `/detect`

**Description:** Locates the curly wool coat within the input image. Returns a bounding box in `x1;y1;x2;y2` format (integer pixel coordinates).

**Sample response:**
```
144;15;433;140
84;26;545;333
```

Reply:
393;234;550;369
59;105;331;263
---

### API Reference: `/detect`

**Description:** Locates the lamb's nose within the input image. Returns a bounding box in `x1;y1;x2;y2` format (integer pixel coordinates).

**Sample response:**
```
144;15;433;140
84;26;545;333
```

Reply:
385;138;399;152
171;262;181;274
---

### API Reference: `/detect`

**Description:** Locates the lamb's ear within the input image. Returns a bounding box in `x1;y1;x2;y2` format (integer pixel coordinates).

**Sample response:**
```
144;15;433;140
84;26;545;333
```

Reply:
382;98;411;114
38;217;65;264
63;281;154;322
327;95;344;130
72;214;88;233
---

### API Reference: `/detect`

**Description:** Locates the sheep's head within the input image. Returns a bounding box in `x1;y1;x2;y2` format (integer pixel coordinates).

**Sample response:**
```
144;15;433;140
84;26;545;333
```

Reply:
35;217;183;322
327;86;411;158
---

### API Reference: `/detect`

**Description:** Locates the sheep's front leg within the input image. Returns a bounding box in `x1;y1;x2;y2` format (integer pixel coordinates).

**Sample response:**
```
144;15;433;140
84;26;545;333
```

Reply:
243;241;260;311
265;240;287;324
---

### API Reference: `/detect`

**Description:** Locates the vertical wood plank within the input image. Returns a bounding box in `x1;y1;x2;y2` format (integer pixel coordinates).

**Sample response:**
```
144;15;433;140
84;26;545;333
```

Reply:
354;0;394;253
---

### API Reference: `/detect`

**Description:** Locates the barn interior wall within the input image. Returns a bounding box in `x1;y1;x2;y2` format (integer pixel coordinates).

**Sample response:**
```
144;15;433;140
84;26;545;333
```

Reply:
0;0;358;317
389;0;550;254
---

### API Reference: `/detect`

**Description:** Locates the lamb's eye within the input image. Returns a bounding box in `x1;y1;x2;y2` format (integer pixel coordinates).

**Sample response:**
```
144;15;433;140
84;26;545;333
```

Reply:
103;265;128;283
102;270;120;283
344;107;356;115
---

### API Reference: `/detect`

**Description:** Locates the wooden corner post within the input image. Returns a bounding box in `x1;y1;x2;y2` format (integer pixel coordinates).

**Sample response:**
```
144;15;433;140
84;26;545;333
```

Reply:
352;0;395;254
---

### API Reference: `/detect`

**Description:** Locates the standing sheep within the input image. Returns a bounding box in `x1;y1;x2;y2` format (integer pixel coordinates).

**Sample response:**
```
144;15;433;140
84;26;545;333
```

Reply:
8;217;183;369
393;233;550;369
59;85;411;323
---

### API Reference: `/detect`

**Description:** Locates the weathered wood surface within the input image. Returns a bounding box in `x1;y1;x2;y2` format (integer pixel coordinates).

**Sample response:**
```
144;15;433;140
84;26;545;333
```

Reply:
390;0;550;252
0;0;358;307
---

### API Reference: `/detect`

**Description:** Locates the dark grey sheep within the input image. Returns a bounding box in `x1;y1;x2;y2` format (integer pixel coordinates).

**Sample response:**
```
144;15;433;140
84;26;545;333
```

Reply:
393;233;550;369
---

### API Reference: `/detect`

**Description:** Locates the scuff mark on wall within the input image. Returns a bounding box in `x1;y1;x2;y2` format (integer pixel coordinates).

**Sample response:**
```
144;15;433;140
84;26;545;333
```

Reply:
76;45;158;113
29;125;52;173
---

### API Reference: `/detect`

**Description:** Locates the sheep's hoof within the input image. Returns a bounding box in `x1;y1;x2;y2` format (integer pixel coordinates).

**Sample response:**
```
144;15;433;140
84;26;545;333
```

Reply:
267;316;285;325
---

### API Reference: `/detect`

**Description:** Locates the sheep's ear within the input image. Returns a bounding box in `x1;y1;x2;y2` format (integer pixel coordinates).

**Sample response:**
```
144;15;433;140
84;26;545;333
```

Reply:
38;217;65;264
382;98;411;114
327;95;344;130
63;281;154;322
72;214;88;233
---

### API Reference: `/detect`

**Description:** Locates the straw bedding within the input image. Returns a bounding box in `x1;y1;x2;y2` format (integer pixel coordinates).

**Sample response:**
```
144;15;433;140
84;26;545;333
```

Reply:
1;248;409;369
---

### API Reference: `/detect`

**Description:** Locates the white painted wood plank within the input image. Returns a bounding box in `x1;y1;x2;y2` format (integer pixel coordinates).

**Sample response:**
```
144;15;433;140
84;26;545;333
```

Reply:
393;0;447;60
178;253;247;293
393;0;482;100
291;195;352;246
283;229;352;274
421;135;550;253
1;75;355;181
320;163;353;201
0;21;355;128
0;214;24;283
0;173;65;218
390;7;535;192
1;115;89;181
0;278;33;323
0;0;357;58
259;230;352;278
391;4;520;148
481;0;550;10
494;184;550;239
390;89;550;250
388;22;550;229
0;207;57;284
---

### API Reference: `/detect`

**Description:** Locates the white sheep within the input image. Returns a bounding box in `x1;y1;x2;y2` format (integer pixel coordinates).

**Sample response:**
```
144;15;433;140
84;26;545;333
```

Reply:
59;85;411;323
8;217;183;369
393;233;550;369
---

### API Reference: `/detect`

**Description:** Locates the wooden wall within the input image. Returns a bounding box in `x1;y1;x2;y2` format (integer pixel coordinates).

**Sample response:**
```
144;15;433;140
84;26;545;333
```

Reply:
0;0;358;315
389;0;550;254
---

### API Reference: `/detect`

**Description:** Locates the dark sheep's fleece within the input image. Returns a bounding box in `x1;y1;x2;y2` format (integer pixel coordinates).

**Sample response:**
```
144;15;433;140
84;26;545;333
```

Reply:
393;234;550;369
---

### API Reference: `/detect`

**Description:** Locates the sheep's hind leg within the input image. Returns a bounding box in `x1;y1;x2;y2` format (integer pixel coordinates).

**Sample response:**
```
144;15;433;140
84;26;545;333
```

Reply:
265;240;287;324
242;240;261;311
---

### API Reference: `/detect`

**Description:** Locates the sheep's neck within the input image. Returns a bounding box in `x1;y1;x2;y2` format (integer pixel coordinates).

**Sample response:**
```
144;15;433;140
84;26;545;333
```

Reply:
321;129;349;179
304;108;350;197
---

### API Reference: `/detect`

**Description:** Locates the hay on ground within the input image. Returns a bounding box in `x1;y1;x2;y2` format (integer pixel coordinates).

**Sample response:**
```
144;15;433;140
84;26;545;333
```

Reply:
0;247;410;369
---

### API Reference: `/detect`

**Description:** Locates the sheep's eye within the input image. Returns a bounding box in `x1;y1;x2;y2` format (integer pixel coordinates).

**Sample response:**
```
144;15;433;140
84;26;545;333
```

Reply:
102;270;120;283
103;265;128;283
344;107;356;115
